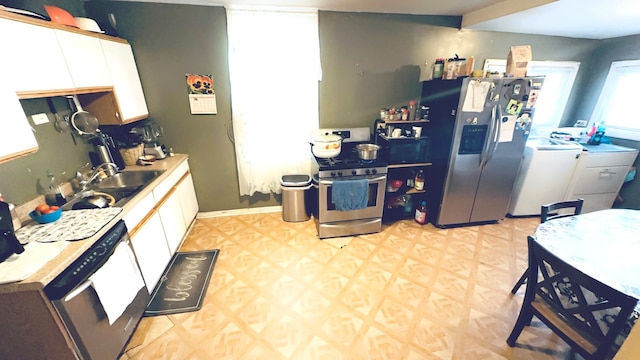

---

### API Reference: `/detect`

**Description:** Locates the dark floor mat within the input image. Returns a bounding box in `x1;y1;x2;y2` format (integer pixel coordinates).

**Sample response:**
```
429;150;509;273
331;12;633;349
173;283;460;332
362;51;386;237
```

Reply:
144;249;219;316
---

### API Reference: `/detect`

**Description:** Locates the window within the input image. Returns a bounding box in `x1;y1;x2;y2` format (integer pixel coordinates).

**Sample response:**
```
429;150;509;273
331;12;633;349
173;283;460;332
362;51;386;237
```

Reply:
590;60;640;141
226;7;321;196
484;59;580;136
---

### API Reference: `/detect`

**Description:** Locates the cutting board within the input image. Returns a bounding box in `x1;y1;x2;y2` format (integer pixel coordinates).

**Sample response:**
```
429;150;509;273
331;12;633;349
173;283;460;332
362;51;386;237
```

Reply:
16;208;122;244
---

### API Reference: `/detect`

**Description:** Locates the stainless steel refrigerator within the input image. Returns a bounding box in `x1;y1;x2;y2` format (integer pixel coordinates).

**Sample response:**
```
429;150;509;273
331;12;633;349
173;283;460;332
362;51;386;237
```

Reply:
420;76;545;228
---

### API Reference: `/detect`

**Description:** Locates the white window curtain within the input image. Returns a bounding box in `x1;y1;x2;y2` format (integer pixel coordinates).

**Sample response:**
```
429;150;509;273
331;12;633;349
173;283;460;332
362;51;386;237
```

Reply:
226;6;321;196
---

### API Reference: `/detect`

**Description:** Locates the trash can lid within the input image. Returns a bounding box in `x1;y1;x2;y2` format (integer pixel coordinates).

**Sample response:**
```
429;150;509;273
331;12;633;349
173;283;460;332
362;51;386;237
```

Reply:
280;174;311;187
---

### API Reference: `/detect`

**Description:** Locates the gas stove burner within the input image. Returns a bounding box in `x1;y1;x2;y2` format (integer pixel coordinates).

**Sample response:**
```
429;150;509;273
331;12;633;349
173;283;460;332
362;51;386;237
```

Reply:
360;159;374;164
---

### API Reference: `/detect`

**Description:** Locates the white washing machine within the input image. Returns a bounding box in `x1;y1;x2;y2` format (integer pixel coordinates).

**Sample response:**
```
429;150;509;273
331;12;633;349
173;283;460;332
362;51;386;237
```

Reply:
508;137;584;216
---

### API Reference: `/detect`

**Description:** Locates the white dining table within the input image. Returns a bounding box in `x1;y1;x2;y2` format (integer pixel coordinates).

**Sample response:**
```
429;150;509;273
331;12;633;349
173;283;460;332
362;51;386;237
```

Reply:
533;208;640;359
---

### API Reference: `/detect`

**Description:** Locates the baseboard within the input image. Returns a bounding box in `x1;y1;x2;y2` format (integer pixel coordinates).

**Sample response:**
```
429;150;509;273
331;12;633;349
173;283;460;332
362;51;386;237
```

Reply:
196;206;282;219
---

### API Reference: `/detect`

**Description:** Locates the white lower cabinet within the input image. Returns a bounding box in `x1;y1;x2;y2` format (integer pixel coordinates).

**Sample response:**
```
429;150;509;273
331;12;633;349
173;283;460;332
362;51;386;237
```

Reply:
129;211;172;293
177;172;199;227
566;146;639;213
157;186;187;255
124;158;199;292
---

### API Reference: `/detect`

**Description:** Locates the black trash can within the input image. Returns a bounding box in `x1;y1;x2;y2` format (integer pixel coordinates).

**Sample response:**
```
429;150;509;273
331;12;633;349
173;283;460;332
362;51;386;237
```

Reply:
280;175;312;222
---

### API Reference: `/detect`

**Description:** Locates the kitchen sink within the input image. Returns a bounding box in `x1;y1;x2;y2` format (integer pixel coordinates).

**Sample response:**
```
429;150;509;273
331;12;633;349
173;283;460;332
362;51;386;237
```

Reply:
62;170;166;210
92;170;165;192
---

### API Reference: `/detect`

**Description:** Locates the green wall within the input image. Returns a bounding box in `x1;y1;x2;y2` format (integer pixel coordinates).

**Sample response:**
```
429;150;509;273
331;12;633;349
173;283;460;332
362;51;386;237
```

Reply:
3;0;638;212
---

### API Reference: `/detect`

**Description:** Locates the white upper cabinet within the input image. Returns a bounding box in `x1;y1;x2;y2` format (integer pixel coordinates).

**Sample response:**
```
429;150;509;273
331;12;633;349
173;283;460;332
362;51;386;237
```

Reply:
100;39;149;122
0;69;38;163
1;13;149;125
0;17;74;95
54;29;113;89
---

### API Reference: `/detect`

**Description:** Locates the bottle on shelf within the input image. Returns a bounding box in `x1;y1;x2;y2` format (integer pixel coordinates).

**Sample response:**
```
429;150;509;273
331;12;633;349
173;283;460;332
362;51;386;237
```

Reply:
414;170;425;191
415;201;428;224
408;100;417;121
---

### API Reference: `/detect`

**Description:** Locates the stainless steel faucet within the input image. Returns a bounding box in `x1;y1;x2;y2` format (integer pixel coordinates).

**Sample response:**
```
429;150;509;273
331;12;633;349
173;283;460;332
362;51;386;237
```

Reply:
80;162;119;190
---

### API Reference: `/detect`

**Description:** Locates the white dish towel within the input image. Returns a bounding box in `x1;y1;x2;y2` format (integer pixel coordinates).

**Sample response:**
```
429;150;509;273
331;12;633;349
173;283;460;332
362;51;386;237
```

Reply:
89;242;145;325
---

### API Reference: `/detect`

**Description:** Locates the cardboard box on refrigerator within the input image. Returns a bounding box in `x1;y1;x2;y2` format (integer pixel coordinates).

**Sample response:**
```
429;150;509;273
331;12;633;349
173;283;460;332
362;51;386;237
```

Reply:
506;45;531;77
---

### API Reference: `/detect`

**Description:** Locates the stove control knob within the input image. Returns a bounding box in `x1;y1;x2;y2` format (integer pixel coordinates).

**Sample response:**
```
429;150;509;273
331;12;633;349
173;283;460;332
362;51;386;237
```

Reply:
352;170;357;176
365;169;371;175
371;169;377;174
337;171;343;177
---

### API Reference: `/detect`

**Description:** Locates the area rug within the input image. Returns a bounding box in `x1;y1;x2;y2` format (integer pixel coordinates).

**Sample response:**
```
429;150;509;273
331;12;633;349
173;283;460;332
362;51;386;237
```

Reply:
144;249;219;316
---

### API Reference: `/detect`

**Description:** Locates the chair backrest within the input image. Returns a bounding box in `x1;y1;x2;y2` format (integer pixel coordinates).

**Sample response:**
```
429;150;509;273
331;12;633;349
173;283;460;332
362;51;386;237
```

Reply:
540;198;584;223
526;235;637;359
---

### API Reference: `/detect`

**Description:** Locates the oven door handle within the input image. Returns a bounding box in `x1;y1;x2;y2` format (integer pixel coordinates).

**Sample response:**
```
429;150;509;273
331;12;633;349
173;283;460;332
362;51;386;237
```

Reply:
319;175;387;185
322;218;381;228
64;279;93;302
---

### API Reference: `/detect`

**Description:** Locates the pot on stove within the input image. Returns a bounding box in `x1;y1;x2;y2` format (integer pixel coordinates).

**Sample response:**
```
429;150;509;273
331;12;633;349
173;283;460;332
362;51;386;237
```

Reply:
310;133;342;158
354;143;380;160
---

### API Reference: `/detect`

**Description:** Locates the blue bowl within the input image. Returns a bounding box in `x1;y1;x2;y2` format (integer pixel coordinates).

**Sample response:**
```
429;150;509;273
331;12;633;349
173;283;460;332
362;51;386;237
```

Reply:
29;207;62;224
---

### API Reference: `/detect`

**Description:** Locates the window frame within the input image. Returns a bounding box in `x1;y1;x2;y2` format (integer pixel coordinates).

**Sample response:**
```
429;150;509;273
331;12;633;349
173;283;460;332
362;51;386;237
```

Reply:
590;59;640;141
483;59;580;135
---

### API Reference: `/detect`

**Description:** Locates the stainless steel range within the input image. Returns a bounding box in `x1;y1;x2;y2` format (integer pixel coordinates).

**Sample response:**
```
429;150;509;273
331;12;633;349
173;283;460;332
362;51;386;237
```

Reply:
311;128;388;239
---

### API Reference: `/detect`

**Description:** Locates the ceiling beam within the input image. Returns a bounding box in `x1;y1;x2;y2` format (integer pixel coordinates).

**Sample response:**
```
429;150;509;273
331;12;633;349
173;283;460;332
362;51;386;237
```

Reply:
461;0;557;28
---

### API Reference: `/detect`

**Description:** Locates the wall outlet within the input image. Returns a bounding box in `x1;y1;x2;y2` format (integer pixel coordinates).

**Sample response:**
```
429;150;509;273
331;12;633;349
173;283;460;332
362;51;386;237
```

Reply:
32;113;49;125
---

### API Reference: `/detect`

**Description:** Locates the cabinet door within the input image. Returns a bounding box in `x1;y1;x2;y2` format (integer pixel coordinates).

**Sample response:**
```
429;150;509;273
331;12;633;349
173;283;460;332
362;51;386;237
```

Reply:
129;212;171;294
0;18;74;94
0;69;38;163
157;187;187;255
55;30;112;89
177;172;199;227
100;39;149;122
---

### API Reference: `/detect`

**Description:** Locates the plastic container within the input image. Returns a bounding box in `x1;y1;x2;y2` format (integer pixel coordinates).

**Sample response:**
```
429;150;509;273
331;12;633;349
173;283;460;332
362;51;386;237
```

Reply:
280;175;312;222
415;201;427;224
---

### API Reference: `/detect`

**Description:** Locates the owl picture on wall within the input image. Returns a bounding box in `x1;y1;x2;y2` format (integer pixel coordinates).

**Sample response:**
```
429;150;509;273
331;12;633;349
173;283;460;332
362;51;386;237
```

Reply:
186;74;214;95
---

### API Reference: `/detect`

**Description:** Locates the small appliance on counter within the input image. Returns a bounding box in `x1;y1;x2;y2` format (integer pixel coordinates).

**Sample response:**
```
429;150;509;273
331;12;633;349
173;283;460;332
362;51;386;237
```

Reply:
131;120;168;159
0;201;25;263
88;131;126;171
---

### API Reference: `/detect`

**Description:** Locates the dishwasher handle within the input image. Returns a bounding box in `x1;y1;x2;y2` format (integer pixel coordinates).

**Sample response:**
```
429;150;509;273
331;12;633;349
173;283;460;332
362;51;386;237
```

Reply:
64;280;93;302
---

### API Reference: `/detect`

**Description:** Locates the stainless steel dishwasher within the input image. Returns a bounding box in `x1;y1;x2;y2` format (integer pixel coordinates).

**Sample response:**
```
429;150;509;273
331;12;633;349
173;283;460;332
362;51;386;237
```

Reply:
44;220;149;360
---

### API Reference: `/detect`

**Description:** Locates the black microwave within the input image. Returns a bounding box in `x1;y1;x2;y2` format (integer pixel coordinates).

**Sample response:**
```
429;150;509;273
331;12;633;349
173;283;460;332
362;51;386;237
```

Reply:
377;135;430;164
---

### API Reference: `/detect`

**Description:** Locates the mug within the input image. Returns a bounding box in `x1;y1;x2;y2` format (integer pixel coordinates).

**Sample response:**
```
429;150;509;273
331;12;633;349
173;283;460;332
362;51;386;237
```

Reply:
412;126;422;137
392;128;402;138
386;125;394;137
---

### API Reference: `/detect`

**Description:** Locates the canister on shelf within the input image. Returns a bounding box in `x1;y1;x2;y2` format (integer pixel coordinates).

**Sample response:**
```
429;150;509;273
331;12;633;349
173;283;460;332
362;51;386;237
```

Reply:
432;58;444;79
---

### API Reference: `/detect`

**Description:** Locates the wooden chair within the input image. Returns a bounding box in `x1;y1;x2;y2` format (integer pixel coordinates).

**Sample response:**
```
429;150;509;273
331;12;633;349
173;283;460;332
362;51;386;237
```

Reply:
507;235;637;359
510;198;584;294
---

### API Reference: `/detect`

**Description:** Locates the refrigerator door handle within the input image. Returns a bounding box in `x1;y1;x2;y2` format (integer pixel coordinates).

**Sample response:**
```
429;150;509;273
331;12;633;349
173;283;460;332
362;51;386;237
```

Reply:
480;105;497;167
485;107;502;165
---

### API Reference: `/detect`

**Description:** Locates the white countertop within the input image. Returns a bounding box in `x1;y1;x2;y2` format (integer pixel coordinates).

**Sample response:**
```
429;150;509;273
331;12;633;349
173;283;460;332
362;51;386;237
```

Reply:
0;154;189;293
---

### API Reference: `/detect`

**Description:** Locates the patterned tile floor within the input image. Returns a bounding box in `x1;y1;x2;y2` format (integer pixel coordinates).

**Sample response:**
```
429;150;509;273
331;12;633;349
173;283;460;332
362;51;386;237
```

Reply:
120;212;573;359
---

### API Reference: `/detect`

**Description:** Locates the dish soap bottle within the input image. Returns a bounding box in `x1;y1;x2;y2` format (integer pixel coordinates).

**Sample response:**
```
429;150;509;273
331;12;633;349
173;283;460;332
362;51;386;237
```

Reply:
415;201;428;225
45;170;66;207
